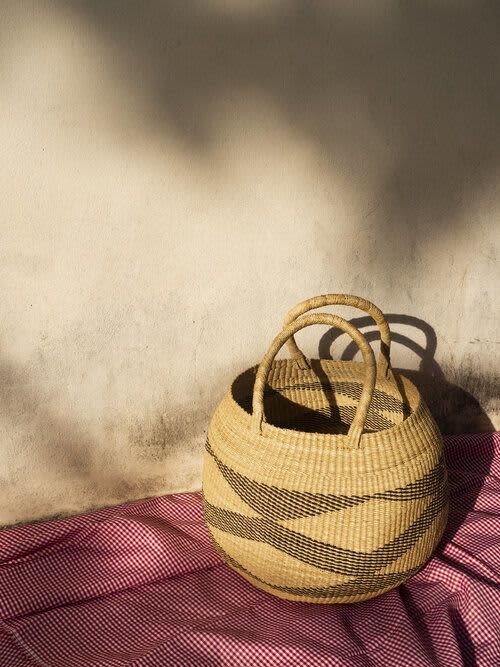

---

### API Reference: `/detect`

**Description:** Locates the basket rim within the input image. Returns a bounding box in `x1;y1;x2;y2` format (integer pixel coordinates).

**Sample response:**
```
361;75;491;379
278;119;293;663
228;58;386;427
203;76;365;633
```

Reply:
226;358;426;447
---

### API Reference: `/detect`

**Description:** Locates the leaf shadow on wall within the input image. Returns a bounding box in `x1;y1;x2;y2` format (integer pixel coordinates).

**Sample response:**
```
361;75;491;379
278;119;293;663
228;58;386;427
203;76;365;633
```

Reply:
0;354;203;527
0;358;93;474
57;0;500;279
0;355;116;526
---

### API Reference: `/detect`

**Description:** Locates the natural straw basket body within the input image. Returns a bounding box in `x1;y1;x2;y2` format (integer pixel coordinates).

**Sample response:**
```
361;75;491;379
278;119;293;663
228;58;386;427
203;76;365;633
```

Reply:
203;295;449;604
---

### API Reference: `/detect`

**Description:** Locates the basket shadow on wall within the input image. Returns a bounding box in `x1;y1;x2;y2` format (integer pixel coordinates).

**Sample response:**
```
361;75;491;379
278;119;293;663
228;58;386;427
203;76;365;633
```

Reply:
318;314;494;435
317;314;495;551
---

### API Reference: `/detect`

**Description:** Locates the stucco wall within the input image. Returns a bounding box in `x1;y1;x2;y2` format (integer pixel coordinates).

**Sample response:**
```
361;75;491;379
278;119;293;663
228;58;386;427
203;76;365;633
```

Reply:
1;1;499;527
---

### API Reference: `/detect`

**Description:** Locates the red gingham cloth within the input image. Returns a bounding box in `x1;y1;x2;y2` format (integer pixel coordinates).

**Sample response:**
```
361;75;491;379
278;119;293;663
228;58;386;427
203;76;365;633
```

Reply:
1;433;499;666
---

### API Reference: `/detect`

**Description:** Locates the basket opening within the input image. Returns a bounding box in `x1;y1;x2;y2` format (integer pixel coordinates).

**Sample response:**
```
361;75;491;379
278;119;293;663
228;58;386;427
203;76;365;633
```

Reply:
231;360;412;435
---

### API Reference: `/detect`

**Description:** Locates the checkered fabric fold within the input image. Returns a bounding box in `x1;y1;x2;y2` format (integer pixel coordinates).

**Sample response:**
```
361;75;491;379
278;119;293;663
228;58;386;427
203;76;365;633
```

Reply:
1;433;499;666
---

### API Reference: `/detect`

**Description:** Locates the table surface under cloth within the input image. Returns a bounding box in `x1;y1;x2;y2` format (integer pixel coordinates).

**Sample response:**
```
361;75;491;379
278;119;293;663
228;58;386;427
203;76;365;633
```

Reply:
0;433;499;667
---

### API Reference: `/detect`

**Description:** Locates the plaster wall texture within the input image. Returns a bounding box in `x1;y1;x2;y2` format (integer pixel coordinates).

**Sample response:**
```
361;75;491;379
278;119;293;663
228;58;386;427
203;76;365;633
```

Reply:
1;1;498;526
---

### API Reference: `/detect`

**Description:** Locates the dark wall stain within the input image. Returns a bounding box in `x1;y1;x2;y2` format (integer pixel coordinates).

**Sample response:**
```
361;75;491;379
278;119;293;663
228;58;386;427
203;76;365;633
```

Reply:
0;355;94;477
0;350;216;529
127;399;212;461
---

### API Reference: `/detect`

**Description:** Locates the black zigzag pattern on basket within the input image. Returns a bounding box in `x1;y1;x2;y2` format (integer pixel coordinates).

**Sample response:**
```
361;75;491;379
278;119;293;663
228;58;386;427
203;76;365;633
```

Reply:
206;438;446;521
204;481;448;577
210;534;422;599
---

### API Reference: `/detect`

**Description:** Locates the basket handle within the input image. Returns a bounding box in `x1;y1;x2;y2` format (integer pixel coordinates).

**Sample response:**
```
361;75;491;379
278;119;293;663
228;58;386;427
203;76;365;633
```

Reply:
284;294;391;378
252;313;376;447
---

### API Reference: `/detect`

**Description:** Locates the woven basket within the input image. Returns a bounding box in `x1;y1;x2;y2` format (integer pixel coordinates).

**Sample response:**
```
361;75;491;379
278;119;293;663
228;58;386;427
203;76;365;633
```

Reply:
203;295;449;604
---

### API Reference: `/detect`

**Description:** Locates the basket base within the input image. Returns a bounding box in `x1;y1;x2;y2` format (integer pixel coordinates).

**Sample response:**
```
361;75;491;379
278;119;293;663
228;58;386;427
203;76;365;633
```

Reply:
223;558;405;605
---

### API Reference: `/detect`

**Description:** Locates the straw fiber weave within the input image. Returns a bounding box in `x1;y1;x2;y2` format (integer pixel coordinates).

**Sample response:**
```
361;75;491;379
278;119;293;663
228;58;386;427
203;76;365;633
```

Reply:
202;295;449;604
